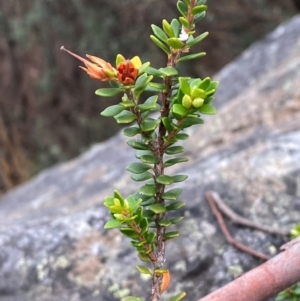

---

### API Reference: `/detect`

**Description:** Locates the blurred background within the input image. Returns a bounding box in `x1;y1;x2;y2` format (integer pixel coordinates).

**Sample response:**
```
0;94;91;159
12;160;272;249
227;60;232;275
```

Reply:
0;0;298;196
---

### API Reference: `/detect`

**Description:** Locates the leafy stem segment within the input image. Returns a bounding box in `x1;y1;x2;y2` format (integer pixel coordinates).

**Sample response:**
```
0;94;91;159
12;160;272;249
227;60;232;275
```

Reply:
62;1;219;301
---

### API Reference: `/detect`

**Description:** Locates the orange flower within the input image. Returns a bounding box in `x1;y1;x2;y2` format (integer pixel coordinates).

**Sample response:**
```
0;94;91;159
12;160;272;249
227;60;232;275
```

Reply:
60;46;117;81
116;54;142;85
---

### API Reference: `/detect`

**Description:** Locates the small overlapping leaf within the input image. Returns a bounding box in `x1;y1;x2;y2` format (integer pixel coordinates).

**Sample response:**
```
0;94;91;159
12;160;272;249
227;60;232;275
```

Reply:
166;201;185;211
167;37;185;49
140;155;159;164
127;140;150;150
159;67;178;76
162;188;183;200
136;265;152;275
164;157;189;167
172;175;188;182
158;219;172;227
173;104;188;117
186;32;208;47
140;185;157;196
101;105;124;117
104;219;123;229
124;126;140;137
95;88;122;97
148;204;166;214
198;104;217;115
176;133;189;140
171;18;181;37
151;24;169;43
141;119;159;132
156;175;174;185
115;111;136;123
165;146;185;155
164;231;180;240
150;35;170;54
127;162;152;174
178;52;206;62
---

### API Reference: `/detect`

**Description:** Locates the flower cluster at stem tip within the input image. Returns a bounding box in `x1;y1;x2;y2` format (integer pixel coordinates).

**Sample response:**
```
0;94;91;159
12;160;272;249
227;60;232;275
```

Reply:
60;46;142;85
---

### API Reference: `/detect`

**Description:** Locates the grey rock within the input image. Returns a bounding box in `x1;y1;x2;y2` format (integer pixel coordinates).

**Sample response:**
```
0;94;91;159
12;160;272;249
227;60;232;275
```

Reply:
1;15;300;301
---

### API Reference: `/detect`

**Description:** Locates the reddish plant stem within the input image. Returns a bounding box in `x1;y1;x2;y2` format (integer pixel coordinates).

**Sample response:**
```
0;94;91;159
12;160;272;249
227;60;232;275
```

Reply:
197;238;300;301
151;50;180;301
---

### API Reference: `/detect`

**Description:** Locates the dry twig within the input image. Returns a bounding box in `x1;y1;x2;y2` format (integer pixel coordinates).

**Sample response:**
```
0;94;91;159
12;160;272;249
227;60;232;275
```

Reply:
205;191;280;260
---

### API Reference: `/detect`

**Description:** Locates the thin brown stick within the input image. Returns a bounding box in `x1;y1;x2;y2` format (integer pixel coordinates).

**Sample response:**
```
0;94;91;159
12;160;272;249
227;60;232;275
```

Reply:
208;191;289;236
205;191;271;260
197;238;300;301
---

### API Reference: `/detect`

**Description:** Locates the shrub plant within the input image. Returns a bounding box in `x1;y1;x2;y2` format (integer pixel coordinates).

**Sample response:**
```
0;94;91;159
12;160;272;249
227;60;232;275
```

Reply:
61;1;218;300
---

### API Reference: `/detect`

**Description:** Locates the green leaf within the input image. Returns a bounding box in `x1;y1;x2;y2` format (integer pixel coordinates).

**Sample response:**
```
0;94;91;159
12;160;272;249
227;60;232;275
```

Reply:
167;38;185;49
192;5;207;15
165;146;185;155
140;155;159;164
145;66;164;77
100;105;124;117
140;95;158;107
120;100;135;109
126;195;142;211
178;52;206;62
136;265;152;275
181;116;204;128
179;16;190;28
172;175;188;182
139;185;157;196
166;201;185;211
104;219;123;229
141;119;159;132
179;77;191;95
127;162;152;174
134;74;153;98
162;19;175;38
176;133;189;140
115;111;136;123
159;67;178;76
158;219;172;227
162;188;183;200
207;80;219;91
173;104;188;117
156;175;174;185
186;32;209;47
162;117;175;132
138;252;151;262
145;232;156;243
123;126;140;137
164;157;189;167
151;24;169;42
148;204;166;214
198;77;211;90
145;82;167;92
141;197;156;206
150;35;170;54
171;18;181;37
170;216;184;224
194;11;206;23
190;78;202;88
140;217;149;235
164;231;180;240
138;62;151;75
120;228;138;239
114;190;125;205
127;140;150;150
168;292;187;301
198;104;217;115
95;88;122;97
177;1;187;16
